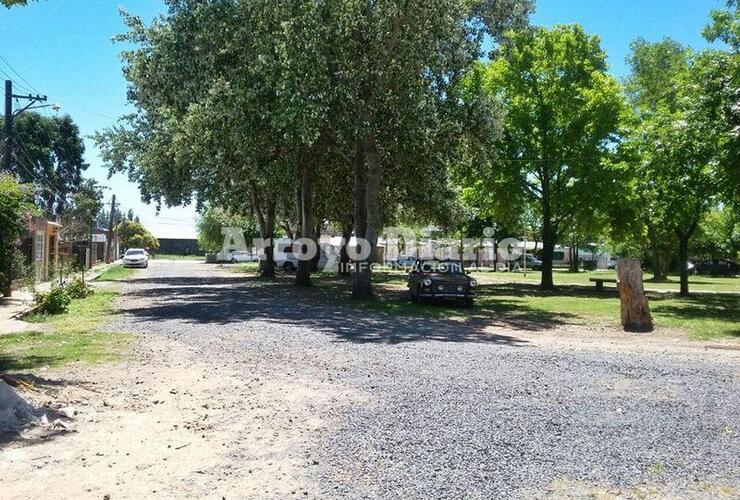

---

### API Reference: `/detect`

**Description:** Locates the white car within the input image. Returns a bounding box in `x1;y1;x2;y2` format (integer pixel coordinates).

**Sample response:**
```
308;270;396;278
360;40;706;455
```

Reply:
122;248;149;268
229;251;258;263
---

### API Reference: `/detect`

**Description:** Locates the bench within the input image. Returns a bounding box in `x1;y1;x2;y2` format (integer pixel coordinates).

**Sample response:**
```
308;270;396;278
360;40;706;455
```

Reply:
589;277;617;291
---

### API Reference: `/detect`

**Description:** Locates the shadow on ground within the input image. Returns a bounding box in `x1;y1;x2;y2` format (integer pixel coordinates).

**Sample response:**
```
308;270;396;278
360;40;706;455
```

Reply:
119;275;552;345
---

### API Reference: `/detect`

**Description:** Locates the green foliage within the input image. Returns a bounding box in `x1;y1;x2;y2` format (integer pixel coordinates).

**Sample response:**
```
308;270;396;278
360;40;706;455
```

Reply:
0;112;88;217
703;0;739;52
65;276;94;299
623;35;735;290
33;286;71;315
1;0;35;7
458;24;625;288
59;178;104;246
0;174;35;293
197;205;258;253
116;220;159;251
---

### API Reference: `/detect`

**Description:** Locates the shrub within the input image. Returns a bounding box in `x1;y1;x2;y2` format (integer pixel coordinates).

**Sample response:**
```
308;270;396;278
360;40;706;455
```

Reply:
65;276;94;299
34;286;72;315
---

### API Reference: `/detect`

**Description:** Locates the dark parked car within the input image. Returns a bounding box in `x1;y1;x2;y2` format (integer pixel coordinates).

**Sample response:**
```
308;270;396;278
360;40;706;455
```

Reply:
693;259;739;276
408;259;477;306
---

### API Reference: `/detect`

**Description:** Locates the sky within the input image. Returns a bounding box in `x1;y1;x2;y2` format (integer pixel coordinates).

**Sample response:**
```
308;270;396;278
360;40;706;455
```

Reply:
0;0;725;239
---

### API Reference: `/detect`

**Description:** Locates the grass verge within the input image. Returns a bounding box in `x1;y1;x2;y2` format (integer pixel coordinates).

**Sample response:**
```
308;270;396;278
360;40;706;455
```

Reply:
96;264;137;281
0;290;132;371
226;266;740;341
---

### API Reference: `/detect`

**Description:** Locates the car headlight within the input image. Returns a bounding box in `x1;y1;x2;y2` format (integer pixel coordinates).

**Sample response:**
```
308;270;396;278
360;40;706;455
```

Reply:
469;279;478;288
423;278;432;287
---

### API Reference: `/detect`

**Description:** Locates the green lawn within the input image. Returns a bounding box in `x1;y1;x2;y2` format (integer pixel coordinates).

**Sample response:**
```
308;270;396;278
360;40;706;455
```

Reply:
96;264;137;281
469;269;740;294
227;266;740;341
0;290;132;371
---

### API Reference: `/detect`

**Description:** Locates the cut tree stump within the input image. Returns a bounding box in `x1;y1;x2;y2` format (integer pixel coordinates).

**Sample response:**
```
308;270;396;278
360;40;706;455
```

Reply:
616;258;654;332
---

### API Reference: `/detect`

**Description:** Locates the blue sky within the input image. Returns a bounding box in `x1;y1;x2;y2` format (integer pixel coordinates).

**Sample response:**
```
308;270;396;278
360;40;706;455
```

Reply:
0;0;725;239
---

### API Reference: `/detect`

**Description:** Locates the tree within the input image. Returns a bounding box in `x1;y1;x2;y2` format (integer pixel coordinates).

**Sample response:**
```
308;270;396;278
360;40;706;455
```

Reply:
0;113;88;217
117;220;159;253
460;25;625;290
624;37;732;295
95;0;532;295
0;174;34;296
197;205;259;254
1;0;36;6
59;179;104;274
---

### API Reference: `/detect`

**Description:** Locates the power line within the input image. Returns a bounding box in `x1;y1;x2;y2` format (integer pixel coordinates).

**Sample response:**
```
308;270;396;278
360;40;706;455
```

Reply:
13;134;68;198
0;54;40;94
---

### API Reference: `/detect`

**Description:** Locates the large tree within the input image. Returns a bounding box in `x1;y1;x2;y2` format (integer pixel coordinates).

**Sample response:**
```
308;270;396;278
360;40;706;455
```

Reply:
96;0;532;295
624;36;734;295
460;25;625;290
1;112;88;216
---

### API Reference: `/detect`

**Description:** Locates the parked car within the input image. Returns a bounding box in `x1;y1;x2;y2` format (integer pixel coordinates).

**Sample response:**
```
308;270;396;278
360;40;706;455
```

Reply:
229;251;259;263
607;257;618;270
408;259;477;306
122;248;149;269
277;249;330;273
389;255;417;270
522;254;542;271
693;259;739;276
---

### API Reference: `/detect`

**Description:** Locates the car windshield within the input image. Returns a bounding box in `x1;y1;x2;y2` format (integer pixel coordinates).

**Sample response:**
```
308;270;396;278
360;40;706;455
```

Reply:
125;249;145;256
420;260;463;274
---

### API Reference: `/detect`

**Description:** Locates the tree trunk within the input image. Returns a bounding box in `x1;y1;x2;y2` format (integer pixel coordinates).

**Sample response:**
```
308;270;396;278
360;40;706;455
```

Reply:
678;232;692;297
251;183;276;279
295;163;313;287
353;133;379;299
540;218;556;290
338;222;353;276
262;201;276;278
617;258;654;332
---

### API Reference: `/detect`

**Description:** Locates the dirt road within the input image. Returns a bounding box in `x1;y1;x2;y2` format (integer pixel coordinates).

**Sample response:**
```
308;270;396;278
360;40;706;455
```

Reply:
2;260;739;499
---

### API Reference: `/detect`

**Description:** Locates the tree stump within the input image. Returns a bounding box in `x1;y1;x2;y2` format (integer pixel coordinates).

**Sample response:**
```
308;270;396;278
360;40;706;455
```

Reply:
617;258;654;332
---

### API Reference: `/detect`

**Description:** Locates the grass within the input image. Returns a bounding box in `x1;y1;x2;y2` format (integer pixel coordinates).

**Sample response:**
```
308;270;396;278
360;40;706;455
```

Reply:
0;290;132;371
468;268;740;294
96;264;137;281
227;266;740;341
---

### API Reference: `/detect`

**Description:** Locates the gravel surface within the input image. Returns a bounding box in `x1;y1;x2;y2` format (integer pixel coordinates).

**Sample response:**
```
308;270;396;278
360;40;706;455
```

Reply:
111;260;740;499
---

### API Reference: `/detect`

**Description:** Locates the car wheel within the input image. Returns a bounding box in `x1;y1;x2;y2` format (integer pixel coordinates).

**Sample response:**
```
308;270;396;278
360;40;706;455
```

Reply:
283;262;296;273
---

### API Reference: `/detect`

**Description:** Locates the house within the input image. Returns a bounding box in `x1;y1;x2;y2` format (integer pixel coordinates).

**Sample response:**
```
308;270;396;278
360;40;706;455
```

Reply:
19;217;62;282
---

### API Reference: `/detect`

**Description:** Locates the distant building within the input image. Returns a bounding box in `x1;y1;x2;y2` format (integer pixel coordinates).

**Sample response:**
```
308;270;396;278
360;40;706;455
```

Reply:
157;238;203;256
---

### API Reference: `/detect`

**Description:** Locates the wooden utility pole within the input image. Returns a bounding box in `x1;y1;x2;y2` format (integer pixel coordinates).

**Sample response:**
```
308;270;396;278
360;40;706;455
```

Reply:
105;195;116;264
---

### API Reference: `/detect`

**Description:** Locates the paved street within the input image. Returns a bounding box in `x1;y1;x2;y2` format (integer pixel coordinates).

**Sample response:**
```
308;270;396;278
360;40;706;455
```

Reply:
111;260;740;498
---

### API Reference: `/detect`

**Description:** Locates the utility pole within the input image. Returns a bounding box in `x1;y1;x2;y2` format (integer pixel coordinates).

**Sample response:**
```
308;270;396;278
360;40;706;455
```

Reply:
3;81;12;173
3;80;48;174
105;195;117;264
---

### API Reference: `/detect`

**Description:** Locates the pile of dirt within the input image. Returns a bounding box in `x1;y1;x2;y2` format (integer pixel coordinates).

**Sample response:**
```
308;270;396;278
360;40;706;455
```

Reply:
0;380;42;434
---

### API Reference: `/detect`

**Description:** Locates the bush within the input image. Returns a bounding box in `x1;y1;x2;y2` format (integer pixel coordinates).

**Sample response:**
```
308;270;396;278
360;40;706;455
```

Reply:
34;286;72;315
65;276;94;299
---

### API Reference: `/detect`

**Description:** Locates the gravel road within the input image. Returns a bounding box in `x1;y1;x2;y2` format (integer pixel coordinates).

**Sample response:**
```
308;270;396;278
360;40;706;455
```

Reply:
100;260;739;499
